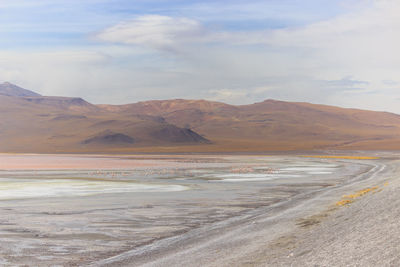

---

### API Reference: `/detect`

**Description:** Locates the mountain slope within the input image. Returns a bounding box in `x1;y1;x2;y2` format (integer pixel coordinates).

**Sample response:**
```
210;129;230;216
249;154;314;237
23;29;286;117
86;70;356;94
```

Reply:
2;82;400;152
0;83;210;153
0;82;41;97
102;99;400;151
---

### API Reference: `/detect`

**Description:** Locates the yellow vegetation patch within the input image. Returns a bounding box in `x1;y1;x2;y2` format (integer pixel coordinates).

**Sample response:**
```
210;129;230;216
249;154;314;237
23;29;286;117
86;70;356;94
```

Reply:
335;199;354;206
302;155;379;160
342;187;378;199
335;186;379;206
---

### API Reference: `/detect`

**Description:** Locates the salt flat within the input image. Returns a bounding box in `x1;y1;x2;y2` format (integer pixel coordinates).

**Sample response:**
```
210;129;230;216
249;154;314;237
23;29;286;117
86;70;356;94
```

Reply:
0;153;383;266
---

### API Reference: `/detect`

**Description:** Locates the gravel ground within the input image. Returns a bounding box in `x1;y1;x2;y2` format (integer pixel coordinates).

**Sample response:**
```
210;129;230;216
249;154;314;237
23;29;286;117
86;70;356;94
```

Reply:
264;160;400;267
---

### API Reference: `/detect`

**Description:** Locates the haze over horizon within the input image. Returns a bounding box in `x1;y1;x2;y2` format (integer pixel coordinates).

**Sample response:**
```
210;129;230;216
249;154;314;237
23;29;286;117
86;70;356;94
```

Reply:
1;0;400;113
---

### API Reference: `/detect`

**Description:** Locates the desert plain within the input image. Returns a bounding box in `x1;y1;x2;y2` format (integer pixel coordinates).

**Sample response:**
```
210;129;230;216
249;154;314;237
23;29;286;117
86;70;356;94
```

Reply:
0;152;396;266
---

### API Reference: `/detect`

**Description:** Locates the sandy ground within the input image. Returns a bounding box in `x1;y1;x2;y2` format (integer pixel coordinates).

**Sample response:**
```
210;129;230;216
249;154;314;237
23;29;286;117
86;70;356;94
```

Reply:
94;155;399;267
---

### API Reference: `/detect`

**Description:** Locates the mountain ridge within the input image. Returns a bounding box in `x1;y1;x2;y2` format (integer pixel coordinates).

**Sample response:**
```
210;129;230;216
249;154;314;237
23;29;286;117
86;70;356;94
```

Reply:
2;82;400;152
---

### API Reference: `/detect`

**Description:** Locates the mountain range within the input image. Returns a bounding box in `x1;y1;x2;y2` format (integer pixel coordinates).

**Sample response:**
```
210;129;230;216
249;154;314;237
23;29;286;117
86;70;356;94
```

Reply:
1;82;400;153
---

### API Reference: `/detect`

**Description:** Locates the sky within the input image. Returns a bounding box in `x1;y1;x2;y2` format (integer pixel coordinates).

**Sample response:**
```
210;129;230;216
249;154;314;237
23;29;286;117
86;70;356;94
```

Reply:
1;0;400;112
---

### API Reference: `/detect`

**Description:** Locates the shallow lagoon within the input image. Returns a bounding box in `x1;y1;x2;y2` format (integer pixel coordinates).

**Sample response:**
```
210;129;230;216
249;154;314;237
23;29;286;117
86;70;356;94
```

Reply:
0;154;366;266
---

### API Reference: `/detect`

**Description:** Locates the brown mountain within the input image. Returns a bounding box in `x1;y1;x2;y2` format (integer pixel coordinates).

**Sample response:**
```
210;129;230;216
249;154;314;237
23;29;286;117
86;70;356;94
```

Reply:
101;99;400;151
2;82;400;153
0;83;210;153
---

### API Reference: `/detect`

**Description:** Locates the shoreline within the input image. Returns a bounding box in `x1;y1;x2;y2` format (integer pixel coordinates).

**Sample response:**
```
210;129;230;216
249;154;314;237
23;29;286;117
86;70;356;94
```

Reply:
0;153;392;266
0;152;384;170
92;157;390;266
262;159;399;266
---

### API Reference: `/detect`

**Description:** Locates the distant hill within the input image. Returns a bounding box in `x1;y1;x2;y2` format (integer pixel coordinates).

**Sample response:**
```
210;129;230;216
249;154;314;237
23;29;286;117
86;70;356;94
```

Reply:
97;99;400;151
2;82;400;152
0;82;210;153
0;82;41;97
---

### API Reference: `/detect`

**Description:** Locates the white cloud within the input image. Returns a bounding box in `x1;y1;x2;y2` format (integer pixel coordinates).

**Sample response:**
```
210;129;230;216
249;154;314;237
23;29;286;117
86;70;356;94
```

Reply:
96;15;206;52
0;50;111;97
4;0;400;113
207;89;250;104
95;14;279;51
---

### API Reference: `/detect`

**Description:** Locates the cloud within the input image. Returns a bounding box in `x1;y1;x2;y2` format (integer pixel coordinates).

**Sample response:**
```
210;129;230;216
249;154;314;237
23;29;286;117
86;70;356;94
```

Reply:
319;76;369;92
0;50;112;97
96;15;206;52
4;0;400;113
207;89;250;104
94;14;284;51
382;80;399;86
